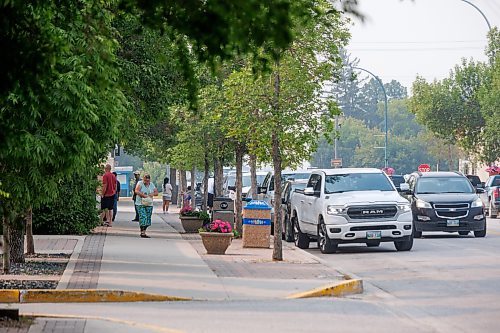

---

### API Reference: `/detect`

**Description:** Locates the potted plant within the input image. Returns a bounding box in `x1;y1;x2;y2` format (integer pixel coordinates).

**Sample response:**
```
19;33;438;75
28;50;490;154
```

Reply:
486;165;500;176
179;205;210;233
198;219;234;255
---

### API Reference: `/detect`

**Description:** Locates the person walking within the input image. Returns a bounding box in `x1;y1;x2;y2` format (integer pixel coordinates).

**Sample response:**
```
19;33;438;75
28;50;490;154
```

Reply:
101;164;117;227
162;177;173;213
131;171;141;222
134;173;158;238
207;177;214;211
112;172;121;222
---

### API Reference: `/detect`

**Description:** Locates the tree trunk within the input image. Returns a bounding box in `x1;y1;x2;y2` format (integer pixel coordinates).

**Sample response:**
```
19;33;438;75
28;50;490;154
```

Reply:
235;144;244;234
170;168;177;205
249;154;257;200
179;170;187;208
271;60;283;261
203;154;209;211
214;157;224;198
2;215;10;274
9;213;25;264
191;166;196;209
26;207;34;255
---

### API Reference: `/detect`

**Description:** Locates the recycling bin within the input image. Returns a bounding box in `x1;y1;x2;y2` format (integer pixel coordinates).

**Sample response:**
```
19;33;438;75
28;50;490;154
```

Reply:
242;200;271;248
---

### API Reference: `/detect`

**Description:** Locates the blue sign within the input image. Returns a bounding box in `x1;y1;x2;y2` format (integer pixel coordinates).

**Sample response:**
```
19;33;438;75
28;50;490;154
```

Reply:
244;200;272;210
243;218;271;226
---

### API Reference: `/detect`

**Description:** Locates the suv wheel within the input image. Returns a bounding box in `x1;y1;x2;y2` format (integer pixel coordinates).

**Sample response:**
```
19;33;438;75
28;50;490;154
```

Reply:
489;201;497;218
293;216;310;249
394;235;413;251
284;214;294;242
474;225;487;238
317;220;337;254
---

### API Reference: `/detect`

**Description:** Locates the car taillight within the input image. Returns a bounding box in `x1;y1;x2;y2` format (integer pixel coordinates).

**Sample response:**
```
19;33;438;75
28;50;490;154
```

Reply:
494;188;500;200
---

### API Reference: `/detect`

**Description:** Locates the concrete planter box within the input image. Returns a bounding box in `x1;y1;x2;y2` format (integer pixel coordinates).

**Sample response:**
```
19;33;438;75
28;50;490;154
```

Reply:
199;232;233;255
179;216;205;233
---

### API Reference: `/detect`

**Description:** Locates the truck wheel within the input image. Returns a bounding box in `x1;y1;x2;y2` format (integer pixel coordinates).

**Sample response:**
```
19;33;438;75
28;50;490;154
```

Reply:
458;231;469;236
293;216;310;249
394;236;413;251
489;201;497;218
318;220;337;254
474;225;486;238
284;214;294;242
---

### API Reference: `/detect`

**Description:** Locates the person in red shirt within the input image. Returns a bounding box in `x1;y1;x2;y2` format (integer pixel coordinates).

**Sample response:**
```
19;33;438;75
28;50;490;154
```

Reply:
101;164;117;226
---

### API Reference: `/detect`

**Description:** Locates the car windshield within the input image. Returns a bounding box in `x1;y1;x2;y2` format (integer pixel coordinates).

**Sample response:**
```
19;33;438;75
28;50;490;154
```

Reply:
390;176;405;187
324;173;394;193
228;175;266;187
416;177;474;194
283;173;310;181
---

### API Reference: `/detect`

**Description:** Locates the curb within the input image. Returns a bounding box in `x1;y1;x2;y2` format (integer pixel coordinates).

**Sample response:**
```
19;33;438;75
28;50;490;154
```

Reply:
0;289;192;303
286;279;363;299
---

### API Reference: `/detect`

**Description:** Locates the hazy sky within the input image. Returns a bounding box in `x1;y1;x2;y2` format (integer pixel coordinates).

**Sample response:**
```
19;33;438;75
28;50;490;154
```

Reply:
346;0;500;92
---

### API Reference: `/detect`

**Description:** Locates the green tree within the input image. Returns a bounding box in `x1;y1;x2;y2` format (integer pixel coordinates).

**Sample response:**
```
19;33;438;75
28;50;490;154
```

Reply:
0;1;126;271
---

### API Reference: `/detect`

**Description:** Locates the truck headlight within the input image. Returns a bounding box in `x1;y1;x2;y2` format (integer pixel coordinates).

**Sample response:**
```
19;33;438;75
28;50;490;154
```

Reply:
471;197;483;208
416;199;431;209
397;203;411;212
327;205;344;215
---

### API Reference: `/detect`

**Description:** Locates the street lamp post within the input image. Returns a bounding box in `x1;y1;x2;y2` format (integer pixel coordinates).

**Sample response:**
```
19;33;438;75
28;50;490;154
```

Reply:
353;66;388;168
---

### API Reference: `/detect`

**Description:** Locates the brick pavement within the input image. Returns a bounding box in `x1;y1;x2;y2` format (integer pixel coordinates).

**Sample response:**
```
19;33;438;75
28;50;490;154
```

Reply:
66;227;107;289
32;319;86;333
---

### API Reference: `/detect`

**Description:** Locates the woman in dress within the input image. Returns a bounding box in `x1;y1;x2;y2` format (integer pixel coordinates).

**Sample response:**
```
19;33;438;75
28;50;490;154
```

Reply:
162;177;173;213
134;173;158;238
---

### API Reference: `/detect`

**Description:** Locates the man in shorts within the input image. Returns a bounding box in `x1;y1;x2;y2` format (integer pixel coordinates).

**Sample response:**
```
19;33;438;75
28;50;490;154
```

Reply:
101;164;117;226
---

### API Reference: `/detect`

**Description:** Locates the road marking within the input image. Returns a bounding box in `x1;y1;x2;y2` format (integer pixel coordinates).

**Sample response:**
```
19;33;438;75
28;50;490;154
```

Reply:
24;313;185;333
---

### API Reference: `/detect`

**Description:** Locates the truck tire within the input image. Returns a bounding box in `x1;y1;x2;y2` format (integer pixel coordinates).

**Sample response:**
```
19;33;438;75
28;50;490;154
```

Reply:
394;236;413;251
284;214;294;242
293;216;310;249
318;220;337;254
489;201;497;218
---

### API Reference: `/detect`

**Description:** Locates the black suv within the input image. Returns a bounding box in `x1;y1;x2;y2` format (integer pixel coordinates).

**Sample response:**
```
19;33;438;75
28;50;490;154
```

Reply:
404;171;486;238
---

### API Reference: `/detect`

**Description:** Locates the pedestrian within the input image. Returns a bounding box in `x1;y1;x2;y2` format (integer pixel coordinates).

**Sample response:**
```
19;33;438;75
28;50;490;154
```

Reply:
207;177;214;210
162;177;173;213
112;172;121;222
183;186;192;207
131;171;141;222
134;173;158;238
101;164;117;227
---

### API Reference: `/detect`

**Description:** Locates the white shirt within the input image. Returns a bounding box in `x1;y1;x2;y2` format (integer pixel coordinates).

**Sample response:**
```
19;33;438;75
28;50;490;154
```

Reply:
207;177;215;194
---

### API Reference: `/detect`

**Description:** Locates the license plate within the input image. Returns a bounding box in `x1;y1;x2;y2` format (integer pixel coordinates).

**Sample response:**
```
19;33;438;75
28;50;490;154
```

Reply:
366;231;382;240
447;219;459;227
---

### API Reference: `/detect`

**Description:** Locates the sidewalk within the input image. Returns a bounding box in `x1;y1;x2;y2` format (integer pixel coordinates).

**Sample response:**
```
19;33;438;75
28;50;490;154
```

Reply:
3;200;359;302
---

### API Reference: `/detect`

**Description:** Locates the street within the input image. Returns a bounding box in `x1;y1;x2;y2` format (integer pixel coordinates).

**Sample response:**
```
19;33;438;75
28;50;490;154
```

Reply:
307;216;500;333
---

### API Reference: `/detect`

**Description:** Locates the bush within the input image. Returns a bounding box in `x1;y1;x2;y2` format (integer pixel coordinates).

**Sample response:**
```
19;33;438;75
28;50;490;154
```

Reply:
33;170;100;235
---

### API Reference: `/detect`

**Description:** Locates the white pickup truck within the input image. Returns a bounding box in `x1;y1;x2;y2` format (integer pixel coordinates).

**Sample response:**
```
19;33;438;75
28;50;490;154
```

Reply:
290;168;414;253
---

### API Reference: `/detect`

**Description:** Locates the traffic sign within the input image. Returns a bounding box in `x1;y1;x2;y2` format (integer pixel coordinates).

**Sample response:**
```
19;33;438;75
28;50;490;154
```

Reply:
331;158;342;167
418;164;431;172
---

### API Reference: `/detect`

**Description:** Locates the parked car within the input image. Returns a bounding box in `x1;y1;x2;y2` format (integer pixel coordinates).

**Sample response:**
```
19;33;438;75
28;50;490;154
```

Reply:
404;171;486;237
484;175;500;218
259;170;311;207
280;179;309;242
466;174;488;208
290;168;413;253
223;171;268;200
389;174;406;191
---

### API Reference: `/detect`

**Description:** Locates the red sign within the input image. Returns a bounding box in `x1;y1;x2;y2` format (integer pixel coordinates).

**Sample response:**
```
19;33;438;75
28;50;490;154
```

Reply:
418;164;431;172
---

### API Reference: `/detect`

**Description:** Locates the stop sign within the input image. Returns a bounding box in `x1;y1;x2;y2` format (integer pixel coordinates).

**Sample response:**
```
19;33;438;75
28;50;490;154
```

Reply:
418;164;431;172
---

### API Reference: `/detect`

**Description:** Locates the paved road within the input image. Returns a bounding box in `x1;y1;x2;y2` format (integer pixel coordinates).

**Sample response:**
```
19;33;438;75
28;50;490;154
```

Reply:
306;217;500;333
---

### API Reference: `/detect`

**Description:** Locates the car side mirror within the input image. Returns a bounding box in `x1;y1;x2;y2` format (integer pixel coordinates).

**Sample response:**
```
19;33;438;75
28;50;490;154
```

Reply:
304;187;315;196
476;188;485;194
257;186;267;194
399;183;410;192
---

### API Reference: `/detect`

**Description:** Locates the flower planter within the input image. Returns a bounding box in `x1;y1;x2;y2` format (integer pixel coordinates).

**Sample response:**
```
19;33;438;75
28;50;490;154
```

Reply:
179;216;205;233
199;232;233;255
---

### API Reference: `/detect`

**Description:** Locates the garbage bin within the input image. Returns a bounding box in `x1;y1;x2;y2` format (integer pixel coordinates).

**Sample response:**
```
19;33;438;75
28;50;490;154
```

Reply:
242;200;271;248
212;197;235;226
